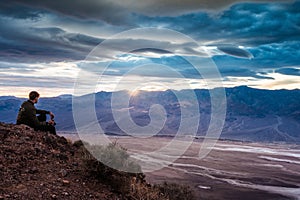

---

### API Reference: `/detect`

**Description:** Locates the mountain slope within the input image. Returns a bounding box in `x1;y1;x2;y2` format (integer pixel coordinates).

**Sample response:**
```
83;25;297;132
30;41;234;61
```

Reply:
0;86;299;143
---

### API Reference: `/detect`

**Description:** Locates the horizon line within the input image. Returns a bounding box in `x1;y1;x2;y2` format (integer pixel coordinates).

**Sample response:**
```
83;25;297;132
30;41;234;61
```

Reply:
2;85;299;99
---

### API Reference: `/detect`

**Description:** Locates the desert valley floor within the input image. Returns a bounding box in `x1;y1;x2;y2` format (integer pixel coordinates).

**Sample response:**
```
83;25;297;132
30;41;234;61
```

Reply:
61;134;300;200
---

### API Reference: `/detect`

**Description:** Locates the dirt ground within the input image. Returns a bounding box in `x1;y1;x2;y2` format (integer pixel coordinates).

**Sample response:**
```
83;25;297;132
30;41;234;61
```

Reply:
0;123;120;200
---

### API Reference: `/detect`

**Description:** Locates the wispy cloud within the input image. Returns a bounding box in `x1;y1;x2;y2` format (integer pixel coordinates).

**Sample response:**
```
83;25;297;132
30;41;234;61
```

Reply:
0;0;299;96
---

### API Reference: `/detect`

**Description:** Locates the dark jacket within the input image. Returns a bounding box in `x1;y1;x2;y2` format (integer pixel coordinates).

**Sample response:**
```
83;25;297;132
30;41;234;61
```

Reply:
16;100;50;128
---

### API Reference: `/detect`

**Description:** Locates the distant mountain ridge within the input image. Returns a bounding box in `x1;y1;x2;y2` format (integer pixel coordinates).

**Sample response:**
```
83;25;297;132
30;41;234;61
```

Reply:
0;86;299;143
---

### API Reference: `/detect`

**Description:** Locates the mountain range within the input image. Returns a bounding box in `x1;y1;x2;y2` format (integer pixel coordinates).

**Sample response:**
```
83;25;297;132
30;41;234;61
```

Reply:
0;86;299;143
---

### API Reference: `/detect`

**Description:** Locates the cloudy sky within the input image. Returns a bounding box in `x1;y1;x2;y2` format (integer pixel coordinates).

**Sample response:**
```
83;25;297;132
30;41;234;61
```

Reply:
0;0;299;97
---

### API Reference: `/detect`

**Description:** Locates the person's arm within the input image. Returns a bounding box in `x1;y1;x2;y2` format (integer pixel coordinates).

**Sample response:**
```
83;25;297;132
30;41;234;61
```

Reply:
27;105;47;127
36;109;55;119
36;109;50;115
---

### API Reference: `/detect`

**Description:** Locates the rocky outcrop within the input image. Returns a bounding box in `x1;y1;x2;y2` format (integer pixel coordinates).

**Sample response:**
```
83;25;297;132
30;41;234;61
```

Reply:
0;122;119;200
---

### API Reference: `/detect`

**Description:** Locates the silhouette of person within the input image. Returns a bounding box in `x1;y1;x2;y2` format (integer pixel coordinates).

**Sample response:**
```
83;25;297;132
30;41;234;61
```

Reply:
16;91;56;134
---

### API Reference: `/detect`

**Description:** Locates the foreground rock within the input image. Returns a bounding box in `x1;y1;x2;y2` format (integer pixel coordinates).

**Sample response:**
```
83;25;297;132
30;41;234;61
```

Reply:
0;122;120;200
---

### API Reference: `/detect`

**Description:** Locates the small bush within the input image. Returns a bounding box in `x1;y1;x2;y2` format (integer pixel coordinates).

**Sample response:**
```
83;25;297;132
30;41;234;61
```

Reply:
129;178;168;200
81;141;141;174
80;142;194;200
155;182;196;200
73;140;89;148
80;142;146;197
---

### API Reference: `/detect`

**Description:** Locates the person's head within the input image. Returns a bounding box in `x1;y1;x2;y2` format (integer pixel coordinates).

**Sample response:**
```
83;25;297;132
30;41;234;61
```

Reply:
29;91;40;103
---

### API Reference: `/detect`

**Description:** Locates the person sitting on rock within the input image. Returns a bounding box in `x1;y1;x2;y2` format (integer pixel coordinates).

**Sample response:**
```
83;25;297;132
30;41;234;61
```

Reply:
16;91;56;135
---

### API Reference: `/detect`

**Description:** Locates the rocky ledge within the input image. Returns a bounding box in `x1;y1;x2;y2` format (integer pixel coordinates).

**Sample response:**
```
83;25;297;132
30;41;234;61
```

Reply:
0;122;119;200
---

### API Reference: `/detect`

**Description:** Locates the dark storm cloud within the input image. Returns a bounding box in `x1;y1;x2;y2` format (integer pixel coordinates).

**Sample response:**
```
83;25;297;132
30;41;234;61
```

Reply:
5;0;133;25
217;46;253;58
210;1;300;46
4;0;293;25
131;48;171;55
0;0;42;20
212;41;300;77
0;0;299;88
275;68;300;76
1;0;298;63
132;1;300;80
0;18;103;62
125;0;292;16
249;41;300;67
210;40;300;80
136;1;300;46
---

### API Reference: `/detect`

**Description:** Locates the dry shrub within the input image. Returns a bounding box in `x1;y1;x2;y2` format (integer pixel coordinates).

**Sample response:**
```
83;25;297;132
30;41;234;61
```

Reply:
155;182;196;200
79;141;167;199
129;178;168;200
78;141;194;200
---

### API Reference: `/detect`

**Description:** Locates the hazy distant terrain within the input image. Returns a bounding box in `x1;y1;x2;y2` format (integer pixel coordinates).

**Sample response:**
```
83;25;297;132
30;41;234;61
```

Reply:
1;86;299;143
61;134;300;200
141;138;300;200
